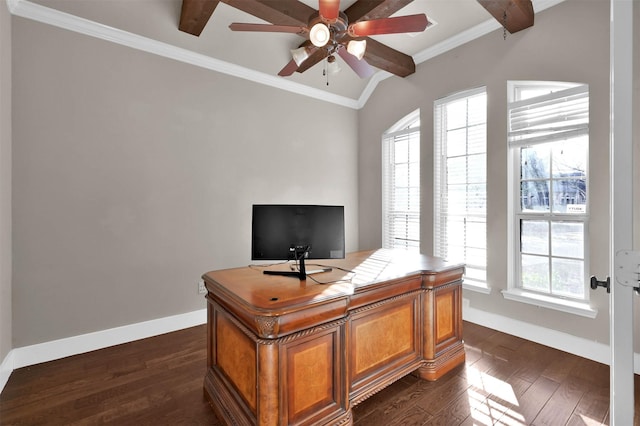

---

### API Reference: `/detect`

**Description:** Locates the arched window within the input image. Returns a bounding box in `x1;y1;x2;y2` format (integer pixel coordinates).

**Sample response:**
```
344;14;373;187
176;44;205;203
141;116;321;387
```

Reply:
382;110;420;251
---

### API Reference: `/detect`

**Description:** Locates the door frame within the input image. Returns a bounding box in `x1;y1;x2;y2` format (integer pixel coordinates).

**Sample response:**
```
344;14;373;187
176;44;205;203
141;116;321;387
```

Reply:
609;0;635;423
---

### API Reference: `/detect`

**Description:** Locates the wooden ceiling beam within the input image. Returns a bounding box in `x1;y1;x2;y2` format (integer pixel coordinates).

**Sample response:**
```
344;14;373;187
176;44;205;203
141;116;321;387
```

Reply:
476;0;534;34
179;0;220;36
344;0;413;24
220;0;316;26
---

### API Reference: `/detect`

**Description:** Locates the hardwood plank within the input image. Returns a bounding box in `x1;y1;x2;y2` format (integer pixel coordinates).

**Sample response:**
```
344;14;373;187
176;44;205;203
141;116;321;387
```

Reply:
498;375;559;424
566;382;609;426
0;321;632;425
531;375;589;425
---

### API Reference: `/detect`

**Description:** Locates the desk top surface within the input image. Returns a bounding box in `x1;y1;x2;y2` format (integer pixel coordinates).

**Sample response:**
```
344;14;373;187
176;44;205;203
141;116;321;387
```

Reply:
203;249;464;313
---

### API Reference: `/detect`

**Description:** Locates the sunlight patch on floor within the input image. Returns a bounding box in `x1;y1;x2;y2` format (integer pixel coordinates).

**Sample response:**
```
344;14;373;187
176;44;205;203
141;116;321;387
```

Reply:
465;365;526;426
578;414;605;425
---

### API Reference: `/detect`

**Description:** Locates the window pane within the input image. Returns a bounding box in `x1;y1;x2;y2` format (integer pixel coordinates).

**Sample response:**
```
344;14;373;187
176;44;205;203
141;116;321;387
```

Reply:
521;220;549;255
468;184;487;214
552;179;586;213
465;267;486;283
395;163;408;185
466;247;486;267
447;129;467;157
468;124;486;154
521;254;550;292
551;222;584;258
446;99;467;130
447;185;466;211
521;145;550;180
468;95;486;125
394;139;408;163
409;162;420;187
467;153;486;183
467;220;486;249
447;157;467;185
521;181;550;211
551;138;587;179
552;258;584;298
409;137;420;158
446;216;465;245
407;188;420;212
394;187;408;210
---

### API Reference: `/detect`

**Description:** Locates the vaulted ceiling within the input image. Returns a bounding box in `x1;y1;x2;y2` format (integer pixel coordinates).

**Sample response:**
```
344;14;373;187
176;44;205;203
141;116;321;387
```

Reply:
13;0;559;108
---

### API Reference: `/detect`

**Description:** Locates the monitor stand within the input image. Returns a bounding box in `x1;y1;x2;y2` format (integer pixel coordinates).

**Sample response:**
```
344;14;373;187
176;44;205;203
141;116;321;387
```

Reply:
263;248;308;280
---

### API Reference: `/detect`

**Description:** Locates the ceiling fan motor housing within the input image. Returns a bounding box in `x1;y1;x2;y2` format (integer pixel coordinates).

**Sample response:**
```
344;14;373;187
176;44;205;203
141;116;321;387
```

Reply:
309;11;350;48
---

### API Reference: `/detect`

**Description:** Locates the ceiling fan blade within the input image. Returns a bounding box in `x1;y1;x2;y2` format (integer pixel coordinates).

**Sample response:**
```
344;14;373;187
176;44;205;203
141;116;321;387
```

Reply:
179;0;220;36
318;0;341;21
337;48;375;78
229;23;306;35
278;59;299;76
349;14;429;37
362;37;416;77
345;0;412;23
296;48;329;74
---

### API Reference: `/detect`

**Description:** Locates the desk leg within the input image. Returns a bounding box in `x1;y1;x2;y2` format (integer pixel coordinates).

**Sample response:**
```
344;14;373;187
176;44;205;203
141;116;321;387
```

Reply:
418;280;465;381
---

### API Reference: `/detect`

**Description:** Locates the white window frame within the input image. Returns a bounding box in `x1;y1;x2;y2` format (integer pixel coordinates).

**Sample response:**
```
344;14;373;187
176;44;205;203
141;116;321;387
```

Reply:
434;87;488;293
503;81;596;318
382;110;420;252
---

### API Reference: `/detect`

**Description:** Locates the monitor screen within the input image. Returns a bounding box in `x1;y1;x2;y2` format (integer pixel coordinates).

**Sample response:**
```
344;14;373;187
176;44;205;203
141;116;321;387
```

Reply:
251;204;345;261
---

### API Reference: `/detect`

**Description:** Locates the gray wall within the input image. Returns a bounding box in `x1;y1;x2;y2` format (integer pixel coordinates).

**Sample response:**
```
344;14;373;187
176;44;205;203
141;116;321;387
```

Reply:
0;1;12;362
11;17;359;347
358;0;612;344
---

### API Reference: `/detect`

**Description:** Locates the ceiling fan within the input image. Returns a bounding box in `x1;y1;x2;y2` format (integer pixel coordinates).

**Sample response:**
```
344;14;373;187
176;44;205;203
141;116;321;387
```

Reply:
179;0;431;79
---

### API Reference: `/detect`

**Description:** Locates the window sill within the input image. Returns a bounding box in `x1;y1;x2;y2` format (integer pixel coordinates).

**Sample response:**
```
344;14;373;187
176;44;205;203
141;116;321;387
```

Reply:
463;281;491;295
501;289;598;318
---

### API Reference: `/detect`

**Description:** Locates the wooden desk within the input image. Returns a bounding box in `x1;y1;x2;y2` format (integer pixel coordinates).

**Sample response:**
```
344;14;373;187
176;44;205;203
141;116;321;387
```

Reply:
202;249;465;425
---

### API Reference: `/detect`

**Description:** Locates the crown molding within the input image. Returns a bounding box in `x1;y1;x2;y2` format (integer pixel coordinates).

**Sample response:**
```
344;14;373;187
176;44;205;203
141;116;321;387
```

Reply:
355;0;567;107
7;0;566;110
6;0;360;109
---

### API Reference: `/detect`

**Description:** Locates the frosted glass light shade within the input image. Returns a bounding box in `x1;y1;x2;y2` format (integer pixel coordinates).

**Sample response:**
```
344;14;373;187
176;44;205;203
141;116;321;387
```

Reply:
309;23;330;47
291;47;310;66
347;39;366;60
328;60;341;75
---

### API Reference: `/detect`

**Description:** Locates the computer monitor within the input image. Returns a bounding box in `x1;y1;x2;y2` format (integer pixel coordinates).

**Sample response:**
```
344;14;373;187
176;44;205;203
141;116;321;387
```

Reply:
251;204;345;279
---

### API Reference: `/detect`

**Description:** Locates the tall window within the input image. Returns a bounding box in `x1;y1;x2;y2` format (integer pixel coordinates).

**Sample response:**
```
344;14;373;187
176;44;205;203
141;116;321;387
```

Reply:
382;110;420;251
434;88;487;289
507;81;589;307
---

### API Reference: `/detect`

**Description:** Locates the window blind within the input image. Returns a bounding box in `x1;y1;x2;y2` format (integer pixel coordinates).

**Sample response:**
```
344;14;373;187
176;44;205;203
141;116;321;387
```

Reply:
508;81;590;301
382;126;420;251
434;88;487;286
508;84;589;146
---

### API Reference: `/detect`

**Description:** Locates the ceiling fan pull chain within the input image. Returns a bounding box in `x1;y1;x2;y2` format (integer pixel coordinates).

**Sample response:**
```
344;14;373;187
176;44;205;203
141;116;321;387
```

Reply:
324;59;329;86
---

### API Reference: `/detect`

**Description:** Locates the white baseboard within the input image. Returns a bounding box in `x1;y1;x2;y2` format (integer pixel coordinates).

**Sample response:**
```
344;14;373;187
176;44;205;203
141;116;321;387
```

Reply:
462;299;626;372
462;299;612;366
0;309;207;394
0;304;635;395
0;349;14;393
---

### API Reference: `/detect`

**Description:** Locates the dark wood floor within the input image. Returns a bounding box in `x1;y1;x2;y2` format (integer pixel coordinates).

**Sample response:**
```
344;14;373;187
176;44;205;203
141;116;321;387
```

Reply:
0;321;634;425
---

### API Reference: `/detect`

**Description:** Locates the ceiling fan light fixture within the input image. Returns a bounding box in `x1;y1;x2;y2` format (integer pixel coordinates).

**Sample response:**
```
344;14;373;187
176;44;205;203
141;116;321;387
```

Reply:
327;55;341;74
291;46;310;66
347;39;366;60
309;22;330;47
